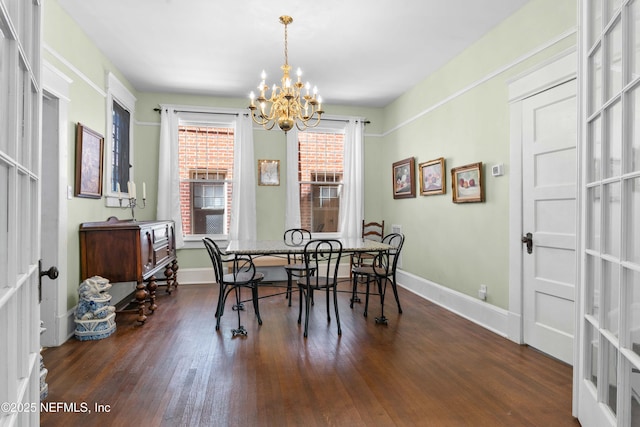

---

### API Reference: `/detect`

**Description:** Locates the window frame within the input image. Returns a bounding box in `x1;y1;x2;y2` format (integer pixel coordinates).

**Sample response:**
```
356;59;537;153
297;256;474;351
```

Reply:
297;124;346;237
177;113;237;243
104;72;136;207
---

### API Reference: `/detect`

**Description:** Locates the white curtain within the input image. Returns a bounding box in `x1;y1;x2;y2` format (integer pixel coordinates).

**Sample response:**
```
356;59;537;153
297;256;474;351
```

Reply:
157;106;256;246
338;118;365;238
157;107;185;248
229;114;257;241
285;128;301;230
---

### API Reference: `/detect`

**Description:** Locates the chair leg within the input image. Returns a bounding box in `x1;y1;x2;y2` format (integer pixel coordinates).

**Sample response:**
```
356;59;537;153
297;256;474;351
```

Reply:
215;284;226;331
364;276;371;318
350;273;361;307
286;272;293;306
391;273;403;314
375;278;389;325
297;286;303;324
332;285;342;336
303;285;312;338
326;286;331;322
252;284;262;325
231;287;247;337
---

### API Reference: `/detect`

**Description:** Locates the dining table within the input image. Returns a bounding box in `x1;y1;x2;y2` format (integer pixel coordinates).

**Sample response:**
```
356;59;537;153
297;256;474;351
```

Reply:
225;237;392;256
225;237;393;320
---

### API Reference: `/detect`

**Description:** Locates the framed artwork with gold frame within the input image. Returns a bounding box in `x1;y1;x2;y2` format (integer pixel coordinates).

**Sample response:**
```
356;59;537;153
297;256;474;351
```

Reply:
392;157;416;199
419;157;445;196
451;162;484;203
74;123;104;199
258;159;280;186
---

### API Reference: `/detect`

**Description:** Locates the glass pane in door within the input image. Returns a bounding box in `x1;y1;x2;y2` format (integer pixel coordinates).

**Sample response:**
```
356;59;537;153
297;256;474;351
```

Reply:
590;0;603;48
587;185;601;251
626;268;640;357
628;177;640;264
604;339;618;415
586;320;599;387
604;259;620;337
632;0;640;81
586;254;601;318
606;20;622;101
605;101;622;178
603;181;621;257
591;46;603;114
590;116;602;182
0;162;7;289
629;361;640;426
632;86;640;173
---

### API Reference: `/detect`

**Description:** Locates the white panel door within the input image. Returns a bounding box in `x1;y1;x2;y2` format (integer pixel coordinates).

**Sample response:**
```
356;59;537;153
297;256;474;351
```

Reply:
522;79;577;365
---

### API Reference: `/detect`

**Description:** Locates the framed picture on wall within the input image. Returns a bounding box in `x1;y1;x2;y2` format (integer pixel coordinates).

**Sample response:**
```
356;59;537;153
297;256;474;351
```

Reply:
392;157;416;199
258;159;280;186
451;162;484;203
419;157;445;196
74;123;104;199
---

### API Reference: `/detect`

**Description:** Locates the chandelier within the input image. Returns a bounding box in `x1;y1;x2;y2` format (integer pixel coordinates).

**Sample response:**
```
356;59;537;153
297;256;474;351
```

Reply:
248;15;323;133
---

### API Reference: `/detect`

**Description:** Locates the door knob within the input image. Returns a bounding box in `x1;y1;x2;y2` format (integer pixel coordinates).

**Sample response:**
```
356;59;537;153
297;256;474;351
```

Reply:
39;259;59;303
521;232;533;254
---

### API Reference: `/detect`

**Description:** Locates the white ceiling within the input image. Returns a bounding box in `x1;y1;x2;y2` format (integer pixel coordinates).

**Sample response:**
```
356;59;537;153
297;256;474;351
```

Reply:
56;0;531;108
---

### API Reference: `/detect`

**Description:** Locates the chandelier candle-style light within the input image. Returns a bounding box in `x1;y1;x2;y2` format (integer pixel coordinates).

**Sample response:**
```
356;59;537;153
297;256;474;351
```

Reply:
248;15;323;132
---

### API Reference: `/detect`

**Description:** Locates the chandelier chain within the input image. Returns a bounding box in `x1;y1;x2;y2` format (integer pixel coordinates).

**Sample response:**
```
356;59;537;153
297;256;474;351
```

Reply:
284;20;288;66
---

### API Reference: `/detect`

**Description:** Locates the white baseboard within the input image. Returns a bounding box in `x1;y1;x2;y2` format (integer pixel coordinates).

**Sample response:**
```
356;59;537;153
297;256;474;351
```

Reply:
396;269;510;339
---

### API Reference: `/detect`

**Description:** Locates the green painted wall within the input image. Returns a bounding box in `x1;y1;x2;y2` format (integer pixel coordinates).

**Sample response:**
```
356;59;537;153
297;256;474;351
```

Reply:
44;0;576;311
377;0;576;309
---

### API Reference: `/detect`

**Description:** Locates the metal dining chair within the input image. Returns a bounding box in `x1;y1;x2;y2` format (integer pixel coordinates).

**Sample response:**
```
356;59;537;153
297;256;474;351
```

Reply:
203;237;264;337
283;228;315;306
297;239;343;337
350;233;404;324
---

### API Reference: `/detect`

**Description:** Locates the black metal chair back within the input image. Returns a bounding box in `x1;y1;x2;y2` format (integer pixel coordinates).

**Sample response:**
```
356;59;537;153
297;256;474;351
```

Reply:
203;237;264;336
282;228;313;305
350;233;404;324
297;239;343;337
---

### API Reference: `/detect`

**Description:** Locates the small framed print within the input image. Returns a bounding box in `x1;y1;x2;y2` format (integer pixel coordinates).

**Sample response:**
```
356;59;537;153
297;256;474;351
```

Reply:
451;162;484;203
392;157;416;199
74;123;104;199
419;157;445;196
258;159;280;186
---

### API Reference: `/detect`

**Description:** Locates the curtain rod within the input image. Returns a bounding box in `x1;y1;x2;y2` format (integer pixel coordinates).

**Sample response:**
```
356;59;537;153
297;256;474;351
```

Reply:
153;107;369;124
153;107;243;116
321;117;370;125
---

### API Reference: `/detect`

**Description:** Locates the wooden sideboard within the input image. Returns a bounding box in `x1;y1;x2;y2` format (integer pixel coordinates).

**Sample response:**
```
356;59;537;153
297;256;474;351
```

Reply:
79;216;179;323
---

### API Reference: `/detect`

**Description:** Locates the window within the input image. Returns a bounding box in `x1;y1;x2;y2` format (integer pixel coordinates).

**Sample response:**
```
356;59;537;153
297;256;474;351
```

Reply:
105;73;136;204
190;170;227;234
298;130;344;233
178;124;234;237
111;100;130;193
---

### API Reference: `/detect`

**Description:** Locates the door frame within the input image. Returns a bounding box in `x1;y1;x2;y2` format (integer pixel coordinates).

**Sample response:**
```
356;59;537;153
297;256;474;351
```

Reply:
507;48;580;415
41;62;72;346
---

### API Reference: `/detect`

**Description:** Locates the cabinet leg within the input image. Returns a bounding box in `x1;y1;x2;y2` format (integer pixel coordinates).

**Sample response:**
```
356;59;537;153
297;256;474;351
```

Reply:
164;264;174;294
172;260;179;290
135;281;148;323
147;276;158;312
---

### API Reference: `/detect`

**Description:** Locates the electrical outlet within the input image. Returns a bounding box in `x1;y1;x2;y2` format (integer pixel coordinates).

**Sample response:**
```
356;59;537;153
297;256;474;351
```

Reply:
478;284;487;301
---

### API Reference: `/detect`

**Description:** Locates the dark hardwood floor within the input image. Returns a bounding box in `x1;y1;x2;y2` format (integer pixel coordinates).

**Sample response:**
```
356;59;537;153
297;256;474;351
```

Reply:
41;281;580;426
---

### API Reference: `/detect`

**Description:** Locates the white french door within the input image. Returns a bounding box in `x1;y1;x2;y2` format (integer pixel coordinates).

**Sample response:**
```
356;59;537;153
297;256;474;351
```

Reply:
579;0;640;426
0;1;43;426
